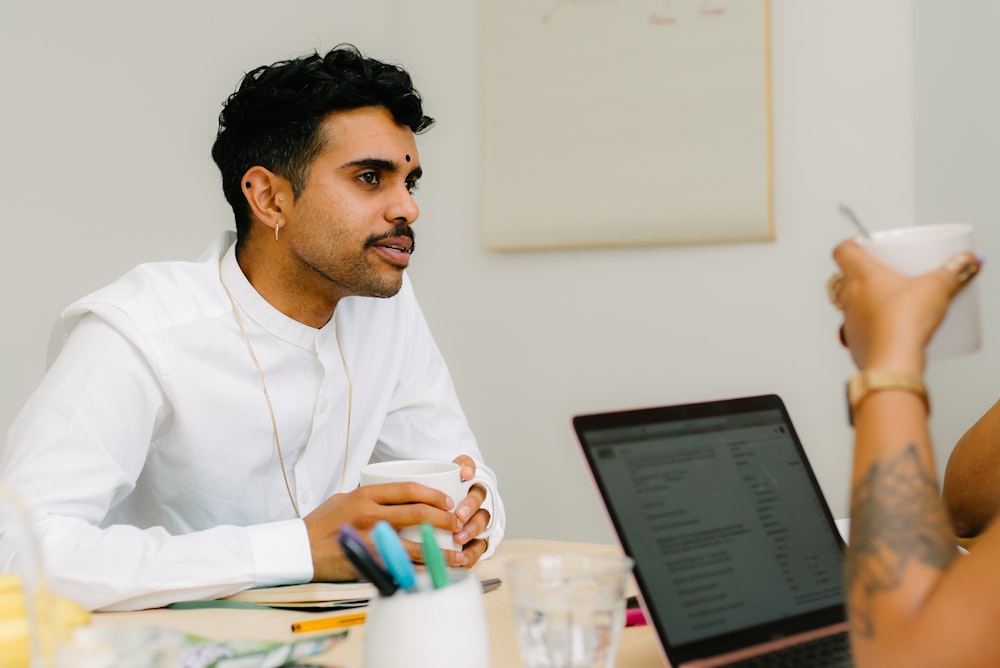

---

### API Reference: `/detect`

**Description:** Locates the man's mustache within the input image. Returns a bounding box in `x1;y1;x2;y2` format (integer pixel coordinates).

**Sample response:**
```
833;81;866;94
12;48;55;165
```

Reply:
366;224;415;254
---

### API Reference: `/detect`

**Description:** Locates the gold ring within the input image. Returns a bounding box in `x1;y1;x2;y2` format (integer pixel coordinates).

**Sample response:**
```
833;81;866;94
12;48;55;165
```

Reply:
956;259;979;286
826;273;845;309
958;264;978;285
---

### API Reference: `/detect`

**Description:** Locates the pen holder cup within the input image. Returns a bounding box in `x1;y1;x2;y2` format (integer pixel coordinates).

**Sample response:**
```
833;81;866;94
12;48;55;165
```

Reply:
362;569;490;668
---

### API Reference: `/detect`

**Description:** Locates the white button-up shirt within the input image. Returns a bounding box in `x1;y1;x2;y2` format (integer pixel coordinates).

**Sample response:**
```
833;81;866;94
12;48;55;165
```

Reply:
0;232;504;611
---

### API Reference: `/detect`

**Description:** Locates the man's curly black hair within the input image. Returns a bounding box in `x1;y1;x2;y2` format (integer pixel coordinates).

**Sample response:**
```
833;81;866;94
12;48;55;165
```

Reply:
211;44;434;242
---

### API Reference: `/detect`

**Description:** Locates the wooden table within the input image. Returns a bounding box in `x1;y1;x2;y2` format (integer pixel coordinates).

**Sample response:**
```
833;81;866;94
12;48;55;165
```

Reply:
90;538;666;667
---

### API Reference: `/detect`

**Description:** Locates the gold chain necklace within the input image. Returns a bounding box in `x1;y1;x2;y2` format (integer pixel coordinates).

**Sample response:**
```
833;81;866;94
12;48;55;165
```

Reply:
219;257;353;518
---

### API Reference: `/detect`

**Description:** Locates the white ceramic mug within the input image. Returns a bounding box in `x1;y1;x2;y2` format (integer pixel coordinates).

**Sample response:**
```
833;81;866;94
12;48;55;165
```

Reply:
362;569;490;668
359;459;495;551
856;223;981;358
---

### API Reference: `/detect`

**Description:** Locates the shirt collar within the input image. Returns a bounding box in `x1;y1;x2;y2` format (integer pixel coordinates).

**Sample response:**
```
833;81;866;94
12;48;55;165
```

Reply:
218;240;337;349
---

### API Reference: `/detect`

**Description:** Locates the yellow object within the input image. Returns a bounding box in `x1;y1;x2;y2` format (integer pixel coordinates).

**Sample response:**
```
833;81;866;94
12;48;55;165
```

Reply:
291;610;367;633
0;574;91;667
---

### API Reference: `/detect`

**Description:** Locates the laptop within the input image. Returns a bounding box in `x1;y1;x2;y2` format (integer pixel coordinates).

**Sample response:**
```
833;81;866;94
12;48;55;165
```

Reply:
572;394;853;667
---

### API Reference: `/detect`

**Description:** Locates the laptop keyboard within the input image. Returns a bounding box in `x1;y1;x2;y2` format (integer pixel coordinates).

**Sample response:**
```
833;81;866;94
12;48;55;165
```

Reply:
724;632;853;667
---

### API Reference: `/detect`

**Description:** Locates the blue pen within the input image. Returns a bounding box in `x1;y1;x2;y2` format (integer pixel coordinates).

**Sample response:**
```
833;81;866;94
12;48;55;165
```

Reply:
371;521;417;592
337;524;398;597
420;523;450;589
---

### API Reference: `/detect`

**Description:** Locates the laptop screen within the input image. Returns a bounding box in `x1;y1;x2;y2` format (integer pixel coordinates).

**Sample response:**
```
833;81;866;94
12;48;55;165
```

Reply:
574;395;847;663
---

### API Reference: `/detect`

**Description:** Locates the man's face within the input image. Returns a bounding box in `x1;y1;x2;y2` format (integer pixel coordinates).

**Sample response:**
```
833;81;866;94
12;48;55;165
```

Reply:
282;106;422;301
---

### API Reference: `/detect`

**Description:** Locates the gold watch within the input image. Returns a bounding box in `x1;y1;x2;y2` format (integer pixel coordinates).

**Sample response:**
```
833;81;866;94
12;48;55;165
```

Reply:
846;369;929;426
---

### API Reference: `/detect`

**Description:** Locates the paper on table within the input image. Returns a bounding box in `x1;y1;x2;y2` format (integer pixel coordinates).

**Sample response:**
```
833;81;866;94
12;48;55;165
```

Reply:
63;625;347;667
221;576;503;610
220;581;377;609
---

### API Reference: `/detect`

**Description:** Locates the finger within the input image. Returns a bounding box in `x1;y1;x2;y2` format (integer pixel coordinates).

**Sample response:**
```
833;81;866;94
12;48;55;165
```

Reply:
826;273;845;309
387;504;461;534
832;238;895;277
454;508;490;547
465;538;488;564
358;481;454;510
398;535;429;565
831;238;866;272
447;537;488;568
939;250;982;295
452;454;476;482
455;483;487;523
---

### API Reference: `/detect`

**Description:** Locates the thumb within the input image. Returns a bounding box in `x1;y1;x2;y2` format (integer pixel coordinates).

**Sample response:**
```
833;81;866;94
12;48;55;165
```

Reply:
452;455;476;481
938;251;983;296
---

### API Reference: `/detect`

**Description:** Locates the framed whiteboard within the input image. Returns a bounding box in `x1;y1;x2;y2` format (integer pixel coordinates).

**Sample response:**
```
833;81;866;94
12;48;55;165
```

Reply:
480;0;773;250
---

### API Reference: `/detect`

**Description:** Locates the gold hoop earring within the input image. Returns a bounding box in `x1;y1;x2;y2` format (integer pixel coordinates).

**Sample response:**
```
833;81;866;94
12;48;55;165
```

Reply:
275;222;281;241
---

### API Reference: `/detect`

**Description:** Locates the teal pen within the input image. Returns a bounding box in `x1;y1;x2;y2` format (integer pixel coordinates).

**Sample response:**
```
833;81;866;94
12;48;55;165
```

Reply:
420;523;450;589
371;521;417;591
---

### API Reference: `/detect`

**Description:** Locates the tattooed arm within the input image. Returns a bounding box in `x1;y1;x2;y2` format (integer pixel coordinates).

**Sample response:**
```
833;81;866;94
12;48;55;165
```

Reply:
845;440;957;639
832;240;1000;667
845;395;959;662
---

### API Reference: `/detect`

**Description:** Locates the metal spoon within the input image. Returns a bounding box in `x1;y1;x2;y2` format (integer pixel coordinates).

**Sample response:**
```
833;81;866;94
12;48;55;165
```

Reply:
837;203;872;239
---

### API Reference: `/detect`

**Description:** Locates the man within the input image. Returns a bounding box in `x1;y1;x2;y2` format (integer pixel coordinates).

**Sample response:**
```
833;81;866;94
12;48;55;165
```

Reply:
0;45;504;611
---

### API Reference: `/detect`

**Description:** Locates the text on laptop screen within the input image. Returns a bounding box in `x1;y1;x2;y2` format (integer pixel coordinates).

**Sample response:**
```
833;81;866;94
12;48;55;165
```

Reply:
585;407;844;646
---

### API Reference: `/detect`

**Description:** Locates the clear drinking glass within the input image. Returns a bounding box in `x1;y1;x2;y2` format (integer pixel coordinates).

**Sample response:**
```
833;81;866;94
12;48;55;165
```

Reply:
0;484;49;668
505;553;634;668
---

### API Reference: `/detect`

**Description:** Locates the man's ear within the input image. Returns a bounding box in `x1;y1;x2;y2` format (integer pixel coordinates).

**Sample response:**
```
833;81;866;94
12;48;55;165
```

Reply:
241;167;292;238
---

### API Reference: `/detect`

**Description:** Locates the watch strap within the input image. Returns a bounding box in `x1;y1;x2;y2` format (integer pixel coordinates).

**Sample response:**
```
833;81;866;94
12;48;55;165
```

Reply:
847;369;929;426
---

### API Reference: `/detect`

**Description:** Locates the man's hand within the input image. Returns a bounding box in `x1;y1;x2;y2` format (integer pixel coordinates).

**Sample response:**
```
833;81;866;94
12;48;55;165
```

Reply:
450;454;493;568
304;481;457;582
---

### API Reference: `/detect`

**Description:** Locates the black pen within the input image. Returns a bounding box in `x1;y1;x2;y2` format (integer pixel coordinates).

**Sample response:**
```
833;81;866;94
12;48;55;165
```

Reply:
337;524;398;597
480;576;502;594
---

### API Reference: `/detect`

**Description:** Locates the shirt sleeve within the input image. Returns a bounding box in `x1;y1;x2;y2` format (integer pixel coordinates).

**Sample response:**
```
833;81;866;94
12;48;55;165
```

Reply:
372;284;506;558
0;314;314;611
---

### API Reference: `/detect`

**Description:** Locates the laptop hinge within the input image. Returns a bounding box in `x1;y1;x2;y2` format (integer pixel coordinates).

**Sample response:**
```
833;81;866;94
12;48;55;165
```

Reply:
680;622;849;667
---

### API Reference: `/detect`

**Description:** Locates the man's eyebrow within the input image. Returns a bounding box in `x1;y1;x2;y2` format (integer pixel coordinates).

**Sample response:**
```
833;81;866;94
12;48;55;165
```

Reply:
343;157;422;181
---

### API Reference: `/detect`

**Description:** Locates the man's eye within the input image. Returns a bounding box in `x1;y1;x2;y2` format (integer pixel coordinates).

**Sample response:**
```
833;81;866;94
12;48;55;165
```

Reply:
406;180;419;194
358;172;380;186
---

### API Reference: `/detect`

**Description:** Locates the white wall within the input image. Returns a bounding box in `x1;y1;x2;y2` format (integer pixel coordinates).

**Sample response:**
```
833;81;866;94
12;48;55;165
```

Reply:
1;1;920;544
913;1;1000;482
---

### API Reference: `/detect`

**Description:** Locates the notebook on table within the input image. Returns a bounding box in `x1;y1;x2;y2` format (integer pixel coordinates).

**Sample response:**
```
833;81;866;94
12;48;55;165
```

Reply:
573;394;853;667
217;576;504;610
